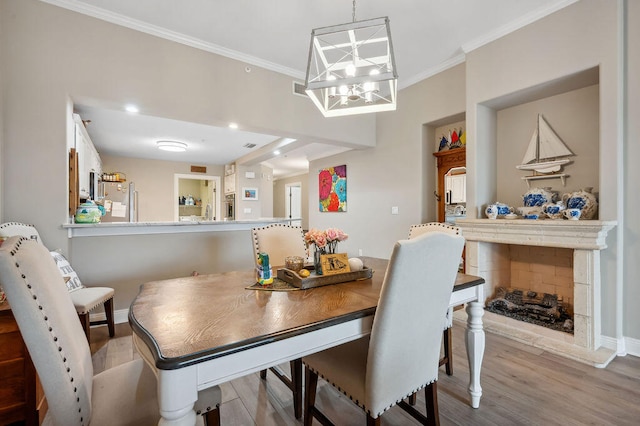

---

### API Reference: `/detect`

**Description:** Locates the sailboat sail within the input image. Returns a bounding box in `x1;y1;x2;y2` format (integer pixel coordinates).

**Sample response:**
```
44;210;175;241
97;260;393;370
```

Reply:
516;114;574;174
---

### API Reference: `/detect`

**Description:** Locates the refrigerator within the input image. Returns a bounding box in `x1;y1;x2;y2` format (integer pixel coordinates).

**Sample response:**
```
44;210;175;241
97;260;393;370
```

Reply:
98;181;138;222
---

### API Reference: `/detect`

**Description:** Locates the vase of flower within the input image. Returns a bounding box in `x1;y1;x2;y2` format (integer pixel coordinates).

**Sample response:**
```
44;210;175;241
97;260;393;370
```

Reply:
305;227;349;275
314;247;325;275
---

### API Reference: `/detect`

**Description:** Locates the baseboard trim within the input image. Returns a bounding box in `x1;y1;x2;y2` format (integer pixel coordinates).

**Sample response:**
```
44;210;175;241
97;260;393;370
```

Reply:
623;336;640;358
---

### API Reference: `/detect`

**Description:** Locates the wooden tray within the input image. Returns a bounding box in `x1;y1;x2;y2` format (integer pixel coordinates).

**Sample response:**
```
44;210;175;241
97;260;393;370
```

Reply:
277;266;373;289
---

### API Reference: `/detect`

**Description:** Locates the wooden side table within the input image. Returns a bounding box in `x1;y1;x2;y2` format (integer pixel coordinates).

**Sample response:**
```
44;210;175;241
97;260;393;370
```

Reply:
0;302;47;425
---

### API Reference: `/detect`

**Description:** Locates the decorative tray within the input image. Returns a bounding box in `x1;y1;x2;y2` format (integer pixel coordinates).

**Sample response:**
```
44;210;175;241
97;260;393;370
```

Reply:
277;266;374;289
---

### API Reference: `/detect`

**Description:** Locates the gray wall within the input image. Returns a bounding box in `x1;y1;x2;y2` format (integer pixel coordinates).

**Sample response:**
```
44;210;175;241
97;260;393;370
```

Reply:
102;154;224;222
496;85;600;209
1;0;638;352
0;0;374;253
625;0;640;350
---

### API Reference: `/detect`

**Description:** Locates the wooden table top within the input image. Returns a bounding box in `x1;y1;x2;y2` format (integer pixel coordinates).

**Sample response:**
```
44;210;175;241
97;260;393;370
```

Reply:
129;257;484;370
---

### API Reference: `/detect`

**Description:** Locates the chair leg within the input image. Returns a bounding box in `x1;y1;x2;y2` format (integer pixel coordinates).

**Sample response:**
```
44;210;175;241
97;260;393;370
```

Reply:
290;358;303;419
443;327;453;376
303;366;318;426
104;298;115;337
408;392;417;405
260;369;267;379
202;406;220;426
425;382;440;426
366;414;381;426
78;312;90;342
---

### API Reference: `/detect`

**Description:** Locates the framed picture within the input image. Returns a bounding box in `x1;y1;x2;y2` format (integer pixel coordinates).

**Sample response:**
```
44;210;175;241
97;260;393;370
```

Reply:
319;164;347;212
242;187;259;200
319;253;351;275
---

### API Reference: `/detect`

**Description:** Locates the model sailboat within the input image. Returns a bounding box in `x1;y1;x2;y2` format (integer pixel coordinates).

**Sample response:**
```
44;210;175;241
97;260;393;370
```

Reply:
516;114;574;174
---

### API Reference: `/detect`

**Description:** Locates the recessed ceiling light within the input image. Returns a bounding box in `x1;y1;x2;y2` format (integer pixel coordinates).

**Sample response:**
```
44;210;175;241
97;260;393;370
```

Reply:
228;122;238;129
273;150;281;155
125;104;139;113
157;141;187;152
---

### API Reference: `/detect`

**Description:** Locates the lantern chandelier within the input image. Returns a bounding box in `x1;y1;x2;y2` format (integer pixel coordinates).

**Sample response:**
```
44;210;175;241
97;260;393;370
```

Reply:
304;0;398;117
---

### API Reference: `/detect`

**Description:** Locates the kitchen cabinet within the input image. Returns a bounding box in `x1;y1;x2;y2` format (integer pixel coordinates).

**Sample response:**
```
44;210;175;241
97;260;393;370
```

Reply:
445;173;466;204
224;173;236;195
74;114;102;199
0;303;47;425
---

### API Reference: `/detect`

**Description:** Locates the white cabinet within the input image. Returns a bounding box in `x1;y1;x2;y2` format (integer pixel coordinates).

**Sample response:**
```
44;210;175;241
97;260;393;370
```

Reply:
445;173;466;204
224;173;236;195
73;114;102;199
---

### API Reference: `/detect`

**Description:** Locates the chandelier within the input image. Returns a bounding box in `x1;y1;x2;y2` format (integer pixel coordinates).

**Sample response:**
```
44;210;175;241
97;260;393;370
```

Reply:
304;1;398;117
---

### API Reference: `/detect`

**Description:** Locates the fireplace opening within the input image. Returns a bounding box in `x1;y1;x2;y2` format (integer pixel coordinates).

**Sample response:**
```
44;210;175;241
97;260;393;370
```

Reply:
487;286;573;333
483;244;574;334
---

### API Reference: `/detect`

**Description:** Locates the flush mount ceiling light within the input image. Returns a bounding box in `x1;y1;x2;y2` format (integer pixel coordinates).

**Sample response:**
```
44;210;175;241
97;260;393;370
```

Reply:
304;0;397;117
156;141;187;152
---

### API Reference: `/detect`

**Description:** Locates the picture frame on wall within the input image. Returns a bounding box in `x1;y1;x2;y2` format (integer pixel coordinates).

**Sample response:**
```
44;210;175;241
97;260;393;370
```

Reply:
242;187;259;200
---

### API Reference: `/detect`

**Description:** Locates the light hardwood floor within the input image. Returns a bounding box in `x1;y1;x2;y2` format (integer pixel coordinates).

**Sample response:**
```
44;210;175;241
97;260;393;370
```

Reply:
90;322;640;425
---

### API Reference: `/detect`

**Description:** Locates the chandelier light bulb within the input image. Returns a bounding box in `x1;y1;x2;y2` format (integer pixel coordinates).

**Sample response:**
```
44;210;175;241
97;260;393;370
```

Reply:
345;63;356;77
327;74;337;98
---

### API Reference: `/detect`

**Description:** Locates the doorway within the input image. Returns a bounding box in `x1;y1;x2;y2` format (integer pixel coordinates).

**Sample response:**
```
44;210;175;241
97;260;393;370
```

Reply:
174;174;221;221
285;182;302;227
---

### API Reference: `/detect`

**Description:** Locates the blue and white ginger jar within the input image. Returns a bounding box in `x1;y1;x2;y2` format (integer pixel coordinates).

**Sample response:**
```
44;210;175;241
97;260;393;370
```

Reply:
562;187;598;220
523;187;555;207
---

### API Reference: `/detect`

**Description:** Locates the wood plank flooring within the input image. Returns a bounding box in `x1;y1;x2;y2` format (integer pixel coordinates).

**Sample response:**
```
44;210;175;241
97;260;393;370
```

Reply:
90;322;640;425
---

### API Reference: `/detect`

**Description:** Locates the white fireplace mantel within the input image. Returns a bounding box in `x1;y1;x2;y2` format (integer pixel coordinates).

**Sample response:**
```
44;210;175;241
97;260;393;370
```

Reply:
455;219;617;250
455;218;617;367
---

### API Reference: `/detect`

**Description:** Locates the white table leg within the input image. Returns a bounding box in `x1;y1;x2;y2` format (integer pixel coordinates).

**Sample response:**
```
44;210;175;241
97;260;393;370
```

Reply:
157;368;198;426
465;301;485;408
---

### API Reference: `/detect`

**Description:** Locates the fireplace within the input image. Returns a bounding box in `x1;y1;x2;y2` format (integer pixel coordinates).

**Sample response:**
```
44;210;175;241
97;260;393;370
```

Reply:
485;244;574;333
456;219;616;367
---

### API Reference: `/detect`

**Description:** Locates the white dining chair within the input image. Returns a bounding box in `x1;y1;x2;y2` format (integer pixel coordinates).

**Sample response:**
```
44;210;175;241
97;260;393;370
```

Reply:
251;223;307;419
0;222;115;342
0;236;221;426
303;232;464;426
408;222;462;377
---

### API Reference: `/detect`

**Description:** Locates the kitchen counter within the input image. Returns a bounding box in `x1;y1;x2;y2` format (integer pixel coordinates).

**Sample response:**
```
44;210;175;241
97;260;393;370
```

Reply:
62;218;299;238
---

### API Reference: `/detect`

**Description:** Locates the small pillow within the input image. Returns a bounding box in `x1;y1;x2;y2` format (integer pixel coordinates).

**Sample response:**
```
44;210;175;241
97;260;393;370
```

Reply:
50;251;85;292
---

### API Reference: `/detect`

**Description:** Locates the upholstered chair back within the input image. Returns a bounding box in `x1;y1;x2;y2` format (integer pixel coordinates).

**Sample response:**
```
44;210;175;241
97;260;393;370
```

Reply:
251;223;306;266
0;237;94;425
408;222;461;239
365;232;464;416
0;222;44;245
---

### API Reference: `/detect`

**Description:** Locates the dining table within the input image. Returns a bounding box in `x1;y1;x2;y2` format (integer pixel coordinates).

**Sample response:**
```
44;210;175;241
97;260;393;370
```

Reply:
129;257;485;426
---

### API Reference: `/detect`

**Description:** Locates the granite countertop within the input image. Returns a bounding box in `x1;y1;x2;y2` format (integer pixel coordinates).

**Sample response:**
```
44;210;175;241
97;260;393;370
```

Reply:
62;218;299;237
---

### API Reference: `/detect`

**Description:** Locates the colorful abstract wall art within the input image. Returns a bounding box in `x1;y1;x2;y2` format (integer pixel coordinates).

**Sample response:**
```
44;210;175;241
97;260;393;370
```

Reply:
319;165;347;212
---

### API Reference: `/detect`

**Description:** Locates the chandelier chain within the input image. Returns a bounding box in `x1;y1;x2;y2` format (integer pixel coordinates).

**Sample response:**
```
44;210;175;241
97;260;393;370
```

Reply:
352;0;356;22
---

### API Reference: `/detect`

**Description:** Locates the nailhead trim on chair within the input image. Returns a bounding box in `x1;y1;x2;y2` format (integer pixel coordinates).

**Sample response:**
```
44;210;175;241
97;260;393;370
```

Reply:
307;365;436;418
252;223;307;260
408;222;461;239
10;237;86;425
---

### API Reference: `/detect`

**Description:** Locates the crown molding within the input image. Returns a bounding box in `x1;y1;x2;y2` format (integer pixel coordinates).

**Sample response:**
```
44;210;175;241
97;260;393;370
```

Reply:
41;0;578;92
461;0;579;54
39;0;305;80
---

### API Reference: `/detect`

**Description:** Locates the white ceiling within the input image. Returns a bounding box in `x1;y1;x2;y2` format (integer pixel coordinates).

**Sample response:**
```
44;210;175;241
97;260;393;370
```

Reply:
55;0;576;179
